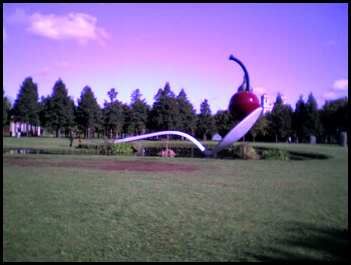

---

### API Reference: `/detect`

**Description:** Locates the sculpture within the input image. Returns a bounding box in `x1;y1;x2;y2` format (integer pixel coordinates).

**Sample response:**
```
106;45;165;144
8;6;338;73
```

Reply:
114;54;263;157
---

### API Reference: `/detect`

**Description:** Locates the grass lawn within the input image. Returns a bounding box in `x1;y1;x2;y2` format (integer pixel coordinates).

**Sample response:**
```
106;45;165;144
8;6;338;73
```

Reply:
2;138;349;261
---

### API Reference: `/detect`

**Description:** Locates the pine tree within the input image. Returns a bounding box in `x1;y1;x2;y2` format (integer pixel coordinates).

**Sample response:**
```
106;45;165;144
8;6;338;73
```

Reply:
44;79;75;137
3;90;11;126
12;77;40;135
304;93;320;140
196;99;215;141
293;95;308;143
269;93;293;142
128;89;149;135
102;88;125;138
76;86;102;138
149;82;180;132
176;89;197;135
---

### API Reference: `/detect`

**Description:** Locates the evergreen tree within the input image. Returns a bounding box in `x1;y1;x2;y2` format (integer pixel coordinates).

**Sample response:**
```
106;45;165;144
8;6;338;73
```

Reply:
102;88;125;138
3;90;11;126
214;110;232;137
12;77;40;135
196;99;215;141
269;93;293;142
44;79;75;137
128;89;150;135
76;86;102;138
320;97;348;143
122;103;132;136
176;88;197;135
38;95;51;129
149;82;180;132
107;88;118;102
293;95;308;143
304;92;320;140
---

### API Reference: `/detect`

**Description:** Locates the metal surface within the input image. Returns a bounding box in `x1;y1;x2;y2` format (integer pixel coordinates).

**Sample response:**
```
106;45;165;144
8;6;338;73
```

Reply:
113;107;263;156
211;107;263;155
114;130;207;152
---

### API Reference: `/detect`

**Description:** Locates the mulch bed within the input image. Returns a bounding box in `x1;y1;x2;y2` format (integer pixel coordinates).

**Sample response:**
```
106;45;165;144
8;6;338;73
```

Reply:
3;157;199;172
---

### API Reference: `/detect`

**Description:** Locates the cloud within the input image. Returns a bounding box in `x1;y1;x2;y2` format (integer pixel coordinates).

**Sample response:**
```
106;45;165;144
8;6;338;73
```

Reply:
322;79;348;100
333;79;348;91
8;9;109;45
29;12;109;45
322;91;337;100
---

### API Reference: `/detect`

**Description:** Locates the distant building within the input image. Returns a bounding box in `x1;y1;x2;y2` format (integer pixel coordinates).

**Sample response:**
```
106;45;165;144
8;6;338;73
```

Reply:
260;94;274;114
212;133;222;141
9;120;42;137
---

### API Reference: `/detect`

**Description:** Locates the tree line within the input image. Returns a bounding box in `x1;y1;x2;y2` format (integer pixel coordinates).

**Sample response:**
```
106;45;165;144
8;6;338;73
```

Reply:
3;76;348;144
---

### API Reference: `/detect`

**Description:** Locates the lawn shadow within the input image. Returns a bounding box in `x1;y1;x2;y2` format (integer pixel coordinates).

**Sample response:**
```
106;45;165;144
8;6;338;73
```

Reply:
247;221;350;261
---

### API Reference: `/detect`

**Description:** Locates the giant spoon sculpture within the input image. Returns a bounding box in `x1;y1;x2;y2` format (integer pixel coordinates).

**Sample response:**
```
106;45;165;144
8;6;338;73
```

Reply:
114;54;263;157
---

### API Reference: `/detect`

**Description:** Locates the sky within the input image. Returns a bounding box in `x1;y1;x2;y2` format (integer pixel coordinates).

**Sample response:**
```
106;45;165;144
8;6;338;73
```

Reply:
3;3;348;113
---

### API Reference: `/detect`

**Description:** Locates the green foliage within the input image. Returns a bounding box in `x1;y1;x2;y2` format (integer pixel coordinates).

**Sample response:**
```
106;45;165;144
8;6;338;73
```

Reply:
3;90;11;126
110;143;134;155
319;97;348;144
248;114;269;141
6;75;347;146
127;89;150;135
261;148;289;160
214;110;233;137
149;82;181;131
196;99;215;141
293;94;322;143
304;93;320;138
103;88;125;138
268;93;293;142
77;142;133;155
12;77;40;126
176;89;197;135
76;86;102;138
229;143;259;160
293;95;307;142
41;79;75;137
107;88;118;102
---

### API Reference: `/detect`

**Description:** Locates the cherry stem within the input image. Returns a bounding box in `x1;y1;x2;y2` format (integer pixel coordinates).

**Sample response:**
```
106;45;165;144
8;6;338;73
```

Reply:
229;55;250;92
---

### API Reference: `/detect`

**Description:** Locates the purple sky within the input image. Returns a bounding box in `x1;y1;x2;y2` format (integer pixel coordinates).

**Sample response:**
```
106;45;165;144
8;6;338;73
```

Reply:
3;3;348;112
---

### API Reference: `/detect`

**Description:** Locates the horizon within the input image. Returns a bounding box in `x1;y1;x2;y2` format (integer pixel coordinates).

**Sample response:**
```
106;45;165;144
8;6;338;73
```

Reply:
3;3;348;112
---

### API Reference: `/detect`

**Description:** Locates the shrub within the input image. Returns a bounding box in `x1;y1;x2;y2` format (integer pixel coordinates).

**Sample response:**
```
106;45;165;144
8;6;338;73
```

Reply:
261;149;289;160
77;142;133;155
229;143;259;160
110;143;134;155
77;143;97;150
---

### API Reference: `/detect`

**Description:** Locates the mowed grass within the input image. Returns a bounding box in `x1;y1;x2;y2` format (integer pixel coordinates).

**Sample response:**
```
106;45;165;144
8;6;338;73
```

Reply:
3;136;104;150
3;138;349;261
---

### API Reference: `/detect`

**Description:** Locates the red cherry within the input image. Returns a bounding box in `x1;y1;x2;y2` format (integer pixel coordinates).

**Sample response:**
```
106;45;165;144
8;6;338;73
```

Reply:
229;91;260;120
